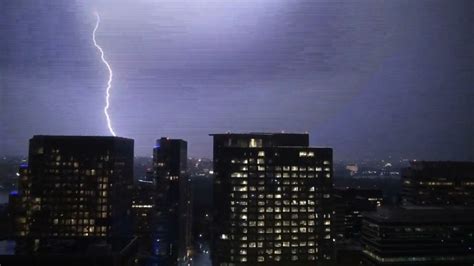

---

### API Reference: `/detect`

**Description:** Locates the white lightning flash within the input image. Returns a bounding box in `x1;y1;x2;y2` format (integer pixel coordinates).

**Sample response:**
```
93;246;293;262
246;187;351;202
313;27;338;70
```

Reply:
92;12;116;136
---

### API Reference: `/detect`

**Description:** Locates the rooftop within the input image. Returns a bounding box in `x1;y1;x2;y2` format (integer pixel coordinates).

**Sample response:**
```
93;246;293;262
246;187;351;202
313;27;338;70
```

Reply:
209;132;309;136
32;135;133;141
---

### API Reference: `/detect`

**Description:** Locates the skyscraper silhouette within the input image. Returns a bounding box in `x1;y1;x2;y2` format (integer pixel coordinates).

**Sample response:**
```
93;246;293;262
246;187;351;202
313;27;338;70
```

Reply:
210;133;334;265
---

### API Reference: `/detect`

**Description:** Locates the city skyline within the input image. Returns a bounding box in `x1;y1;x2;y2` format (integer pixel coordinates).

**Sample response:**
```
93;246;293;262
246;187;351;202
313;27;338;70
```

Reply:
2;0;473;160
2;1;474;264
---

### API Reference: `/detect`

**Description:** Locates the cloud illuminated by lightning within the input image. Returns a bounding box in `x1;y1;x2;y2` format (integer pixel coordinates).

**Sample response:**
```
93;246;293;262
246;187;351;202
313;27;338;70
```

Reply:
92;12;116;136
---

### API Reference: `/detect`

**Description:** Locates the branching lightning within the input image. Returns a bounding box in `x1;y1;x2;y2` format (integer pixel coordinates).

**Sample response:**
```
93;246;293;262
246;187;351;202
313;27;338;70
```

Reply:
92;12;116;136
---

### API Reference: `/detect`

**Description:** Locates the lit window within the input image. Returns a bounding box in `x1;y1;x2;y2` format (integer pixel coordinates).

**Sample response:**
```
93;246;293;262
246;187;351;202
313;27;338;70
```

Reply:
249;138;258;148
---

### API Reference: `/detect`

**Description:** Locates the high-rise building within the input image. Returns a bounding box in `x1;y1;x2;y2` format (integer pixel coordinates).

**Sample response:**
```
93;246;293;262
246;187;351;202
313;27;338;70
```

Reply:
359;161;474;265
334;188;383;240
153;137;192;265
13;135;134;240
131;178;157;237
401;161;474;206
210;133;334;265
361;207;474;266
130;175;159;265
11;163;28;237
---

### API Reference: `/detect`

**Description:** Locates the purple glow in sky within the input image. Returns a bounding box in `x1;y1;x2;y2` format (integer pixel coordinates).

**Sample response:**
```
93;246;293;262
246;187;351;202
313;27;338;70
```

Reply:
1;0;473;160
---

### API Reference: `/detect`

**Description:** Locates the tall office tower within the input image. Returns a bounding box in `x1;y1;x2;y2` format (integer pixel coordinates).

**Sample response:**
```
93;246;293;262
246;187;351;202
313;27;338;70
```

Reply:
401;161;474;206
361;207;474;266
13;135;134;239
210;133;334;265
131;178;157;237
153;137;192;265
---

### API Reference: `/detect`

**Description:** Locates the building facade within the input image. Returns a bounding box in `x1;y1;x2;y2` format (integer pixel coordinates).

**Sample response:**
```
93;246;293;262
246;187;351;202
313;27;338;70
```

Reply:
131;178;157;238
210;133;334;265
334;188;383;240
13;135;134;240
153;137;192;265
361;207;474;266
401;161;474;206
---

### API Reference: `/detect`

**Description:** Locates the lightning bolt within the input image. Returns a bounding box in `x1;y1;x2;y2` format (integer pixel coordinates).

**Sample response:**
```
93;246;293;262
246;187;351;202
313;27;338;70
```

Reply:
92;12;116;136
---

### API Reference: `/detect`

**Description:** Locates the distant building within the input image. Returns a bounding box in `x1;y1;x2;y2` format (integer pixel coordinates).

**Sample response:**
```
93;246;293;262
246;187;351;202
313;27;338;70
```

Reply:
334;188;383;240
0;237;138;266
361;207;474;266
0;196;13;239
11;164;29;236
401;161;474;206
153;137;192;265
131;178;157;238
12;135;134;240
210;133;334;265
345;164;358;176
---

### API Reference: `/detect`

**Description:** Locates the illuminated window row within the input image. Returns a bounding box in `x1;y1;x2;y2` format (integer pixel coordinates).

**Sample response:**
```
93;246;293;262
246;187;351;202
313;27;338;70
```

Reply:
231;246;318;254
132;204;154;208
52;218;96;225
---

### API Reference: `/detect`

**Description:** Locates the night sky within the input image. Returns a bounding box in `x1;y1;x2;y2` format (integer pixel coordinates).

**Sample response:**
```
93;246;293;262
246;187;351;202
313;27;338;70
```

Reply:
1;0;473;160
